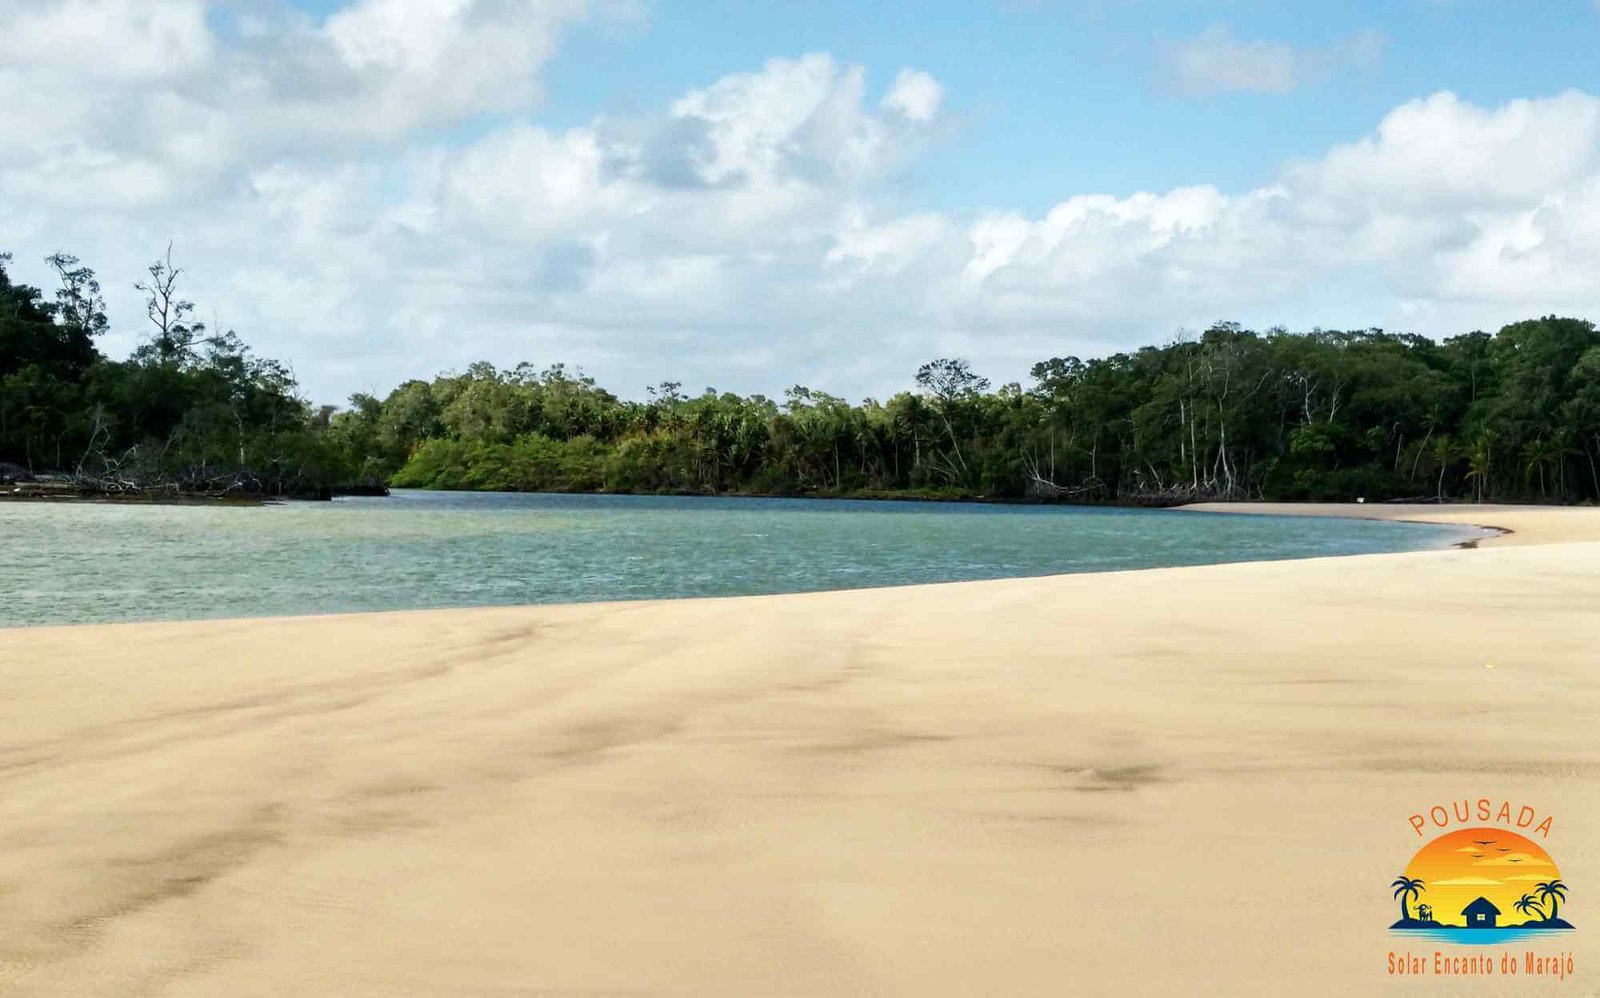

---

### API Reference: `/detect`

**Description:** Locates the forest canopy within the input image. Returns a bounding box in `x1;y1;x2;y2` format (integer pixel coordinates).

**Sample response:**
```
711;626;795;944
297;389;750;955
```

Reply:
4;249;1600;504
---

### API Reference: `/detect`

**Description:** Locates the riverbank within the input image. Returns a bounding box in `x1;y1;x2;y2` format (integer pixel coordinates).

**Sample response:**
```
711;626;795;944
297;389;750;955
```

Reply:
1;503;1597;994
0;480;389;504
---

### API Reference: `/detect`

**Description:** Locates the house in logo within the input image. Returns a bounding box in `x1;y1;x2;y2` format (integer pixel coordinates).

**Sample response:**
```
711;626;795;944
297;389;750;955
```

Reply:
1462;897;1501;928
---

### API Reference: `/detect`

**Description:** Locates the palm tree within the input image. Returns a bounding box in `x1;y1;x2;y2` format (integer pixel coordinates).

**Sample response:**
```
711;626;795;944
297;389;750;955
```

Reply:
1430;435;1457;500
1515;894;1546;922
1392;876;1426;921
1466;431;1494;502
1536;880;1569;923
1522;437;1566;500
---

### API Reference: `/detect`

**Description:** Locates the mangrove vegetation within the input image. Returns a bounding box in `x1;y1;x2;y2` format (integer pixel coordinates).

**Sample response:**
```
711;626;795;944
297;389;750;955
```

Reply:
6;248;1600;503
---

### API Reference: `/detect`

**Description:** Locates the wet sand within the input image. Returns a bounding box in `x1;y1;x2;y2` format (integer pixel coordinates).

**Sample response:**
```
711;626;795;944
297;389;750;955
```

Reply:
1;503;1597;995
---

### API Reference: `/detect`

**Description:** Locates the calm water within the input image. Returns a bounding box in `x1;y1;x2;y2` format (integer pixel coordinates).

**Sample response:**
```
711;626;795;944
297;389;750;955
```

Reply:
1391;926;1575;946
0;491;1484;628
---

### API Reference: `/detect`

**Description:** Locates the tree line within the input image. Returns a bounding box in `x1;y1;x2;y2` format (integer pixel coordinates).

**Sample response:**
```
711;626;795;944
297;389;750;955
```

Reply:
1;249;348;497
5;248;1600;503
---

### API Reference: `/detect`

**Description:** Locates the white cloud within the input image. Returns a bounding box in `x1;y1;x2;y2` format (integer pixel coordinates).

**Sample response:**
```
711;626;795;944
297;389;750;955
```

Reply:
2;2;1599;407
1161;25;1297;95
667;54;904;187
441;126;615;237
1505;873;1561;881
321;0;587;133
1159;24;1385;95
0;0;594;213
1472;852;1553;867
1302;91;1600;209
0;0;215;82
881;68;944;122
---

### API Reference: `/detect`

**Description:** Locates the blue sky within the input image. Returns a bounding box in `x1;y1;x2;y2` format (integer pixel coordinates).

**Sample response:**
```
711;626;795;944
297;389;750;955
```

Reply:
343;0;1600;213
5;0;1600;403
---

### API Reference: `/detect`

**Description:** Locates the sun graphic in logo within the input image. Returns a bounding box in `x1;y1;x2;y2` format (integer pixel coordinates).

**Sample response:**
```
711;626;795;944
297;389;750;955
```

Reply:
1389;828;1574;942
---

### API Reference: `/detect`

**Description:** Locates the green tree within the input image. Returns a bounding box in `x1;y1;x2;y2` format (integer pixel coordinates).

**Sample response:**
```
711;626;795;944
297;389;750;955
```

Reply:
132;243;206;366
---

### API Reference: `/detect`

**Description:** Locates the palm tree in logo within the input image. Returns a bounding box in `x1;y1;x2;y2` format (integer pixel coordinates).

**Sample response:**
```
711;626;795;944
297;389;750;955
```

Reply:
1536;881;1569;923
1392;876;1426;921
1515;894;1546;922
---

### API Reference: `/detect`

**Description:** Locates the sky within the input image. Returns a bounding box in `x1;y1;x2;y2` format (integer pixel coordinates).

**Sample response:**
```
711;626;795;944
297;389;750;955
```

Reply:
1401;828;1562;927
4;1;1600;406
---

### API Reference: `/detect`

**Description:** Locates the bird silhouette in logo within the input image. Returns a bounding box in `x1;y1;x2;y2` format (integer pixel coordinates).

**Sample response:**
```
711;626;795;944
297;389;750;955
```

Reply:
1473;839;1496;846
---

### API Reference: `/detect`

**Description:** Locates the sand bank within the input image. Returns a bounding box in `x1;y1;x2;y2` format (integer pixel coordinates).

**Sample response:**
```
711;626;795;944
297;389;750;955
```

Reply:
1183;501;1600;547
1;504;1597;995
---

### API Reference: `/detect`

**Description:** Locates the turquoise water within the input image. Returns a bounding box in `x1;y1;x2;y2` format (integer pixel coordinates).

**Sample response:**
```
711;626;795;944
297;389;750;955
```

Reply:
0;491;1484;628
1391;926;1574;946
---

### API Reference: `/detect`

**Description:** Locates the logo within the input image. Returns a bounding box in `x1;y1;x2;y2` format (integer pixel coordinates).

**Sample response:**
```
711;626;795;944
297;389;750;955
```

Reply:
1387;799;1575;981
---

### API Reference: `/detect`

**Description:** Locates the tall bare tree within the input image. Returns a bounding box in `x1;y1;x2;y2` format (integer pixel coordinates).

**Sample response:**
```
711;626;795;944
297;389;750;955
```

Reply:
134;242;205;365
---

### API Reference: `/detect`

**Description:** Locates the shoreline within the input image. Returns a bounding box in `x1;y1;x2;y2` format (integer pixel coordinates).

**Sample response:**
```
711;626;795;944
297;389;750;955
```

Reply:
15;473;1594;513
1180;500;1600;549
2;503;1598;994
1;483;388;505
1180;501;1521;548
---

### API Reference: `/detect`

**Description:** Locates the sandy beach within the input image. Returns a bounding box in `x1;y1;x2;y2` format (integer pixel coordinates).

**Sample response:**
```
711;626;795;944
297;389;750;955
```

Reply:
1;503;1598;996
